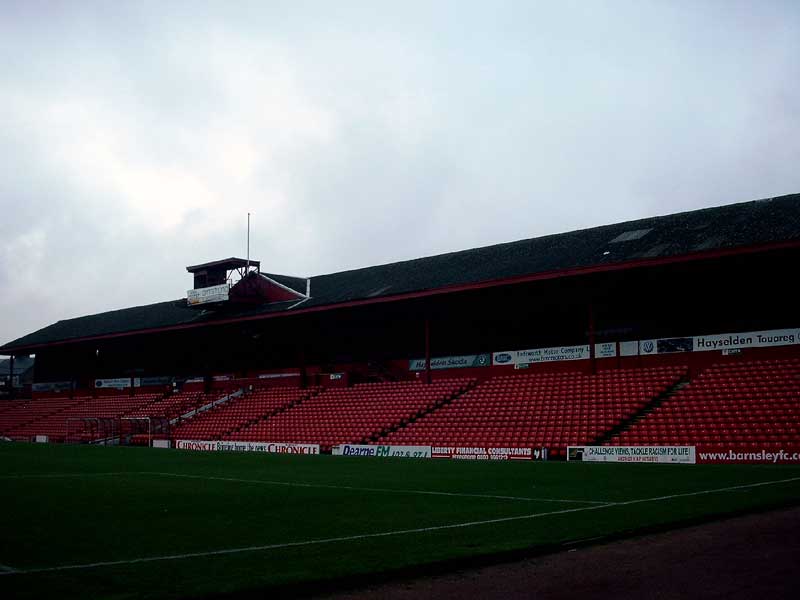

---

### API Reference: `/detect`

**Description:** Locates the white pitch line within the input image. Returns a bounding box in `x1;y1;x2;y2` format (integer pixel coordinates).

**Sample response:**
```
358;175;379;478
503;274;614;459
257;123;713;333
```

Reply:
616;476;800;506
0;564;17;573
0;502;615;577
2;475;799;577
144;471;608;505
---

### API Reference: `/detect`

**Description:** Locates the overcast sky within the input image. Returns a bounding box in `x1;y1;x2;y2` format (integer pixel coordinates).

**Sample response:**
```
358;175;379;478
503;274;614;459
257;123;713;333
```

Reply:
1;0;799;347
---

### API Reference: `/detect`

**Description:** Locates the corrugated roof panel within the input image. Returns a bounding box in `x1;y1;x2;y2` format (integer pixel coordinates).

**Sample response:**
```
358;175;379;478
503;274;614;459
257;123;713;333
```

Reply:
609;228;653;243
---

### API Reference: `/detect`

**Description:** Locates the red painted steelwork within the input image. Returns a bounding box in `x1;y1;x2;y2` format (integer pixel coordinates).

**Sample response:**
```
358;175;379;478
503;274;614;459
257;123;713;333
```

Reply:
425;318;431;385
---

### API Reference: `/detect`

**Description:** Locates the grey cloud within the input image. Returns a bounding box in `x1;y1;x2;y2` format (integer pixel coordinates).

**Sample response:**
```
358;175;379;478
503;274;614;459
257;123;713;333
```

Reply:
1;0;799;345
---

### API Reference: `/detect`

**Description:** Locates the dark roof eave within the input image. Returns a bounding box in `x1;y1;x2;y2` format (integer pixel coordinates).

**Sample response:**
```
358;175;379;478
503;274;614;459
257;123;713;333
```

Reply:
3;238;798;355
186;257;260;272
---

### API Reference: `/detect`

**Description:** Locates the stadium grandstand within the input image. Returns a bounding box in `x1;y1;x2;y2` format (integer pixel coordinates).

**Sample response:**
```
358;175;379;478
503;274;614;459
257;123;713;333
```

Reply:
1;193;799;462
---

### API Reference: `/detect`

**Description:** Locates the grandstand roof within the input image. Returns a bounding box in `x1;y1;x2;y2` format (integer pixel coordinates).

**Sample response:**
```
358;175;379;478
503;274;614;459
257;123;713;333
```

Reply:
3;193;799;353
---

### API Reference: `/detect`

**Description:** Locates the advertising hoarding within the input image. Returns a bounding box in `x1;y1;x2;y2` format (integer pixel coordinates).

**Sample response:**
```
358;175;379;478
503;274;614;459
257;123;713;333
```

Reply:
568;446;696;464
175;440;320;454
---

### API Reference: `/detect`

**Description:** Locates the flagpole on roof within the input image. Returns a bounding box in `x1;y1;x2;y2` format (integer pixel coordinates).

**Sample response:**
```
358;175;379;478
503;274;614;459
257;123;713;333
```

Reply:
246;212;250;270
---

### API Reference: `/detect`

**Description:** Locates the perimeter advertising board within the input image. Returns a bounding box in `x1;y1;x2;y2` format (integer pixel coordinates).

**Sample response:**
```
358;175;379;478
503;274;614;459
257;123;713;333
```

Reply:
695;446;800;464
175;440;319;454
431;447;547;460
567;446;696;464
331;444;431;458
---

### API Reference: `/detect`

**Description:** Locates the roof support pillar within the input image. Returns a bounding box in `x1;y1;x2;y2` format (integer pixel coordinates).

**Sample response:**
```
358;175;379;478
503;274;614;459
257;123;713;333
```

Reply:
588;303;596;375
424;318;431;385
8;354;14;400
93;349;99;398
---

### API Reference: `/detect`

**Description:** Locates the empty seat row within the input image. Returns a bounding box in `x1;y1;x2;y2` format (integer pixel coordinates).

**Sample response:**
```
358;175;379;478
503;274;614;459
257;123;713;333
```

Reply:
228;379;474;451
171;386;319;440
610;359;800;448
381;367;687;456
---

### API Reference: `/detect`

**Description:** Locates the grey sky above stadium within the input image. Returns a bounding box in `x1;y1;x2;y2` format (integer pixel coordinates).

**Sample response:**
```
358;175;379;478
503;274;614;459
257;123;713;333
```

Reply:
1;1;799;348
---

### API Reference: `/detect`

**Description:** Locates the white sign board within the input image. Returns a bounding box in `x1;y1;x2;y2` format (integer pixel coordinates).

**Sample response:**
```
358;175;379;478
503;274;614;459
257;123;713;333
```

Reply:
640;327;800;355
175;440;320;454
95;377;139;389
595;342;617;358
693;328;800;352
258;372;299;379
187;284;229;306
409;354;491;371
332;444;431;458
568;446;696;464
494;344;609;366
431;446;544;460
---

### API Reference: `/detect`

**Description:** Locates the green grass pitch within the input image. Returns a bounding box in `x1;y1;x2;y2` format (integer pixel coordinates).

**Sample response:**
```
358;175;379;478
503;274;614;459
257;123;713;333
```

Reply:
1;443;800;599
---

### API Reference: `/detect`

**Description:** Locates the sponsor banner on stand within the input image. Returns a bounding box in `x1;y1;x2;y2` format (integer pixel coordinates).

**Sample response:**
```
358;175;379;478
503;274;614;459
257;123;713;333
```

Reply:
639;339;657;355
567;446;696;464
640;327;800;356
693;328;800;352
492;351;516;366
431;446;546;460
175;440;320;454
139;376;174;387
32;381;73;393
494;345;593;366
595;342;617;358
493;325;799;365
331;444;432;458
639;338;693;355
409;354;491;371
187;284;229;306
257;372;299;379
95;377;140;389
518;344;589;364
